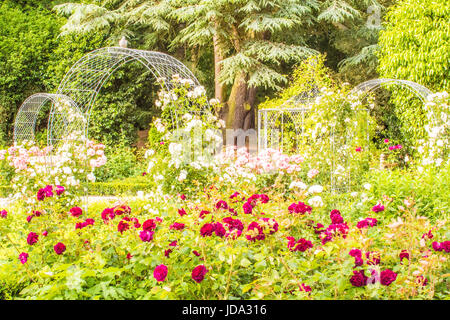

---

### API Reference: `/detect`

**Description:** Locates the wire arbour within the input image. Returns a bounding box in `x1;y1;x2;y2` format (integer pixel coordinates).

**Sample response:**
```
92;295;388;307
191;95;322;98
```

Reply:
257;78;434;193
13;47;202;148
13;93;82;145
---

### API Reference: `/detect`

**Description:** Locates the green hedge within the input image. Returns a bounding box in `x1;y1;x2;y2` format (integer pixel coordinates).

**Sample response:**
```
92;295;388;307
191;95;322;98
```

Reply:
0;177;154;198
87;181;154;196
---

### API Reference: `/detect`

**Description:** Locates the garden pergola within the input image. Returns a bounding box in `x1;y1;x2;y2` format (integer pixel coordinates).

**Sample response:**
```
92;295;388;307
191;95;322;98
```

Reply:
13;47;201;146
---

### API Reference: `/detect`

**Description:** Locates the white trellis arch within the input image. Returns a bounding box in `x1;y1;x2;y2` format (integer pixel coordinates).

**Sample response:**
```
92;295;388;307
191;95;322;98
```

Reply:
47;47;201;146
351;78;433;102
13;93;83;145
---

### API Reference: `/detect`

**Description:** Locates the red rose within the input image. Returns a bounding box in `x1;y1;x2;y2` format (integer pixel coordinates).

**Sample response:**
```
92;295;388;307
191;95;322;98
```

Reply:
26;232;39;245
350;270;367;287
399;250;410;262
200;223;215;237
70;207;83;218
143;219;156;231
153;264;168;282
54;242;66;255
191;265;208;283
214;222;226;237
117;220;130;234
380;269;397;286
170;222;185;231
101;208;115;222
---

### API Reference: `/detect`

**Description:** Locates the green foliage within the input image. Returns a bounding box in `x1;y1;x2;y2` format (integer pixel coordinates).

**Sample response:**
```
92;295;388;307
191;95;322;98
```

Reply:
95;145;144;182
377;0;450;144
0;2;62;144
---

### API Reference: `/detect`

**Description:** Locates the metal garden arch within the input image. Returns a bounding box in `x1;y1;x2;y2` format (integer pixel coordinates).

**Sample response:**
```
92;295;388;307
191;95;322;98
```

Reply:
13;93;82;145
351;78;433;102
48;47;201;146
14;47;201;147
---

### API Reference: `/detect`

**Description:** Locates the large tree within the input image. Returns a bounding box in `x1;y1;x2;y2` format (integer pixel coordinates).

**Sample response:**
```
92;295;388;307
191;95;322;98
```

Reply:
54;0;382;130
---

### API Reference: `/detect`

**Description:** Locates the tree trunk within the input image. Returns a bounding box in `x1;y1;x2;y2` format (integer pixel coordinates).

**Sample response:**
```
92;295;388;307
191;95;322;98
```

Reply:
226;74;258;131
213;33;224;103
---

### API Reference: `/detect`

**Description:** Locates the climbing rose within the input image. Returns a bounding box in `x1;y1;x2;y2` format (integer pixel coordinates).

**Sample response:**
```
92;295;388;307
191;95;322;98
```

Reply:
179;194;186;200
199;210;210;219
0;209;7;218
178;208;187;216
43;185;53;197
42;230;48;236
357;218;377;229
54;242;66;255
70;207;83;218
442;241;450;253
19;252;28;264
380;269;397;286
191;265;208;283
114;205;131;215
384;139;389;143
350;270;368;287
27;232;39;245
422;230;433;239
432;242;442;251
354;256;364;267
193;250;201;256
139;230;154;242
433;241;450;253
164;249;172;257
153;264;168;282
169;240;177;247
355;147;362;152
259;217;278;234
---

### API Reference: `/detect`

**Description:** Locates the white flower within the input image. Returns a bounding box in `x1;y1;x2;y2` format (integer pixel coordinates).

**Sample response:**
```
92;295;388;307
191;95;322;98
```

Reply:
137;191;144;198
63;167;72;175
363;183;371;190
308;196;323;208
289;181;307;190
182;113;193;121
178;170;187;182
308;185;323;194
87;173;96;182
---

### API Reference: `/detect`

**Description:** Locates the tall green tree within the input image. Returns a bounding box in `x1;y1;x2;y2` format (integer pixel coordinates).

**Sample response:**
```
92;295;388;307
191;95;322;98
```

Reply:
377;0;449;143
54;0;382;130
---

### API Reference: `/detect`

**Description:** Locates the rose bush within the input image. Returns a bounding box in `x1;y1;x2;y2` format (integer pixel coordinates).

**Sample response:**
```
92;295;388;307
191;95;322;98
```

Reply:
0;176;448;299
